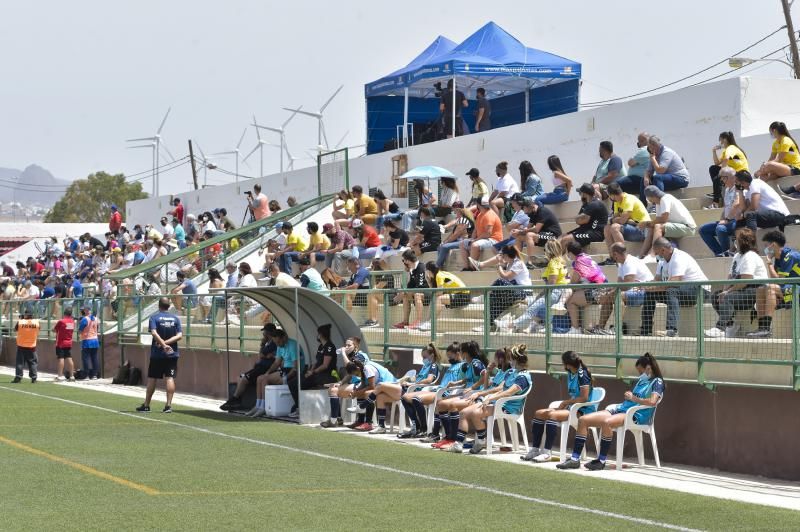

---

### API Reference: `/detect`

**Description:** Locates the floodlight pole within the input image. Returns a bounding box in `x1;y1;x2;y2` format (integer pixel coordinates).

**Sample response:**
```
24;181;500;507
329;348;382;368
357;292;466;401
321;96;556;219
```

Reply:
781;0;800;79
451;75;456;138
188;139;199;191
524;81;531;123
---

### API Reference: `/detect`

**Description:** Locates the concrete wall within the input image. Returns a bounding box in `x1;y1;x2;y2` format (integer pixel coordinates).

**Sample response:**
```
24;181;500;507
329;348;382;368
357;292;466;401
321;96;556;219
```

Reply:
129;77;800;227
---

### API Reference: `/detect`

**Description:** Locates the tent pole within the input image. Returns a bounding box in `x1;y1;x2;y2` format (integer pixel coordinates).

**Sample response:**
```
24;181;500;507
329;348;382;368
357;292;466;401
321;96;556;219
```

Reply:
451;75;456;138
525;81;531;123
403;88;409;148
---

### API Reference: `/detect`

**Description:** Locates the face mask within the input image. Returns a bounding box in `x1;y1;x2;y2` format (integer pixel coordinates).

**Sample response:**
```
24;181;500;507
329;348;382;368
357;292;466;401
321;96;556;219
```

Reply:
764;246;774;257
448;357;458;364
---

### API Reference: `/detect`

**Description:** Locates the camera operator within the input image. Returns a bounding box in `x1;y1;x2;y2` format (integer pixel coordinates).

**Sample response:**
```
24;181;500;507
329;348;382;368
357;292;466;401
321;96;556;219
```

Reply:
246;184;271;221
439;79;468;138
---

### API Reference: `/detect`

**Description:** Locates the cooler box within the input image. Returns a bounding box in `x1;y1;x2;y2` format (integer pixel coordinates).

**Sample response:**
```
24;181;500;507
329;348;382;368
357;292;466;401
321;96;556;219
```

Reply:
264;384;293;417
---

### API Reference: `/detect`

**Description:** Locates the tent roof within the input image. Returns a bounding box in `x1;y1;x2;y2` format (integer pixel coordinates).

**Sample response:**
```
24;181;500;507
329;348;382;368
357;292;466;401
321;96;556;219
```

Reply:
365;22;580;98
366;36;457;97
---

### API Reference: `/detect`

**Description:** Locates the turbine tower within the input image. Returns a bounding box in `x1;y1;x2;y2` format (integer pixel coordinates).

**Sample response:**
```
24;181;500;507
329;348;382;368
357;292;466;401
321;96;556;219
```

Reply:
282;85;343;154
251;107;302;173
126;107;173;197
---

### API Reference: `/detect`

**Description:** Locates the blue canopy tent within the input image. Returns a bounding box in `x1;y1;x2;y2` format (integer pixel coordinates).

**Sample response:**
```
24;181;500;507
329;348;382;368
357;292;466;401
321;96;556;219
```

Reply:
365;22;581;154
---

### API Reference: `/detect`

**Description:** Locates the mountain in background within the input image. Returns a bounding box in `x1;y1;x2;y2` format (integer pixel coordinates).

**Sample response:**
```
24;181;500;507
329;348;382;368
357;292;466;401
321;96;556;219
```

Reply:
0;164;70;205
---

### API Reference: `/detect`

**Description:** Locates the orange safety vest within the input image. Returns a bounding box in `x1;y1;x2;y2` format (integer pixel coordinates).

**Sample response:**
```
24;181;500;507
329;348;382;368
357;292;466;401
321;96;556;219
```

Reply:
16;318;40;348
252;193;271;220
80;316;98;342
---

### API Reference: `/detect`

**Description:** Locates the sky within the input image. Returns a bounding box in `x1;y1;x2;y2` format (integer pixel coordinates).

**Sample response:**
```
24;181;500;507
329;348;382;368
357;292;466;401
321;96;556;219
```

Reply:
0;0;795;196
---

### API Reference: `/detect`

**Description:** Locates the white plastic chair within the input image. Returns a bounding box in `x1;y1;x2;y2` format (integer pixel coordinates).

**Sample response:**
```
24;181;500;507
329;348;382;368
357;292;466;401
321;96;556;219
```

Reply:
426;384;466;435
385;370;416;433
485;376;533;455
343;370;417;426
615;394;663;470
549;387;606;460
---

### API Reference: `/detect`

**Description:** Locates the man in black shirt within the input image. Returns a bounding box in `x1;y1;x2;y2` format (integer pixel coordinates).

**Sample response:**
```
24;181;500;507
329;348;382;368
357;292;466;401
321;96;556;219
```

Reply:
561;183;609;247
410;207;441;256
516;199;562;254
475;88;491;132
440;79;468;138
392;249;429;329
220;324;278;411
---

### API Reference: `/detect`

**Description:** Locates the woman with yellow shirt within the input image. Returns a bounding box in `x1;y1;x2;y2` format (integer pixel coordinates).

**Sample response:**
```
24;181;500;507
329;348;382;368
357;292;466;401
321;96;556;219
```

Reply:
756;121;800;182
709;131;749;208
497;240;571;334
332;190;355;228
467;168;490;207
417;262;470;332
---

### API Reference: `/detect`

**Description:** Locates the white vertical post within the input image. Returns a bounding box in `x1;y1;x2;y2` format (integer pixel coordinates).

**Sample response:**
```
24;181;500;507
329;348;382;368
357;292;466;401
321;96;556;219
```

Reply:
403;87;409;148
451;75;457;138
524;81;531;123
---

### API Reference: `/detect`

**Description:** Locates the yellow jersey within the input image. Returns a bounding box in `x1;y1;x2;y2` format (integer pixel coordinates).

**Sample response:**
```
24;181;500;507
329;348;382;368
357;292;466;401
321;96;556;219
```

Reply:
309;232;331;250
435;271;469;293
721;145;748;173
772;136;800;168
285;232;308;252
613;193;651;224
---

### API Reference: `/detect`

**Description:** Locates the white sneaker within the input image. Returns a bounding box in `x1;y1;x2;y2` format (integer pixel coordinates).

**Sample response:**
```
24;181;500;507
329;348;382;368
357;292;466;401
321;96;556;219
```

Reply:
369;426;387;435
250;408;266;418
468;257;482;271
725;324;740;338
53;376;64;382
567;327;583;335
417;321;431;331
346;404;366;414
448;441;464;453
532;451;553;463
244;406;260;416
704;327;725;338
468;439;485;454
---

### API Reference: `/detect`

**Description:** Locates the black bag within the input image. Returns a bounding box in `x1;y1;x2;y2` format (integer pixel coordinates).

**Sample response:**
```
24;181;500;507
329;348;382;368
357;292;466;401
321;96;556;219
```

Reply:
127;367;142;386
74;368;87;380
112;362;131;385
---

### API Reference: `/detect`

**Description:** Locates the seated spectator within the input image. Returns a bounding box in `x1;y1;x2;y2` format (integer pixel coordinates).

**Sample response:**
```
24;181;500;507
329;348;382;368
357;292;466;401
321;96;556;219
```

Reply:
373;189;401;231
699;168;741;257
298;256;329;295
171;271;197;313
331;256;370;314
564;241;608;334
641;135;690;201
515;199;561;267
417;262;469;331
375;219;408;260
220;324;278;411
184;214;199;243
460;200;502;271
349;219;381;262
538;155;573;204
755;121;800;182
488;161;520;216
747;230;800;338
705;228;767;338
351;185;379;226
322;223;356;274
482;245;531;330
402;180;436;231
560;183;608;248
275;221;309;273
436;202;473;268
215;208;237;231
491;194;529;251
498;240;570;334
638;186;697;261
519;160;544;200
709;131;749;208
616;132;649;196
409;207;442;257
592;243;654;335
466;168;489;206
332;190;355;227
601;182;651;265
591;141;627;195
224;261;238;288
287;196;297;207
268;199;281;214
640;238;709;337
438;177;461;214
160;216;175;238
305;222;331;267
362;259;396;328
557;353;664;471
735;170;790;232
287;324;338;416
391;249;429;329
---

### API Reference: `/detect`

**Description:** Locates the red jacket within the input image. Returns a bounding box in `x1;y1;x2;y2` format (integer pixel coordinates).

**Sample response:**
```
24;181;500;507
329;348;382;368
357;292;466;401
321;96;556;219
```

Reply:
109;211;122;232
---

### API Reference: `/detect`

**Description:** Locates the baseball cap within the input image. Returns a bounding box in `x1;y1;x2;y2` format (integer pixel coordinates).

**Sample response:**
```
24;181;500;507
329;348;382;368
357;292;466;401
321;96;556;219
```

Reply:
465;168;480;177
478;199;491;208
322;223;334;232
351;219;364;228
274;222;284;230
110;204;118;211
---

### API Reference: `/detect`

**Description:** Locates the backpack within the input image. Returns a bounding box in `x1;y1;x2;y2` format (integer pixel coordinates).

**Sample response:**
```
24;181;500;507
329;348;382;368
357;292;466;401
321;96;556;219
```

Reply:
127;367;142;386
112;361;131;384
74;368;87;380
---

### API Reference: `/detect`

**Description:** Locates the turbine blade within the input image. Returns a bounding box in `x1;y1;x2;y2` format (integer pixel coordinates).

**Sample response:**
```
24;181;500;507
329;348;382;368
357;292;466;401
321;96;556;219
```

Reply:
127;144;155;150
243;144;260;161
320;85;343;113
282;107;320;119
160;141;177;162
253;124;283;134
236;127;248;150
335;130;349;149
126;136;156;142
194;140;206;160
282;105;303;128
157;107;172;134
252;115;262;142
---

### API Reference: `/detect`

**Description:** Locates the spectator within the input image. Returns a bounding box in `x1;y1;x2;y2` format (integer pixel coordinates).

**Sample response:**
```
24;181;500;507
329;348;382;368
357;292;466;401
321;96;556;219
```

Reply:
491;194;529;251
247;183;271;221
438;177;460;210
12;306;39;383
638;186;697;261
185;214;199;243
78;305;100;380
322;223;357;273
160;216;175;238
109;204;122;234
362;259;396;328
287;196;297;208
0;261;14;277
351;185;379;226
538;155;573;204
275;221;308;273
474;87;491;132
348;219;381;262
216;208;237;231
332;256;370;313
332;190;355;227
375;219;408;260
618;132;649;195
200;268;225;324
409;207;441;256
220;324;278;411
699;168;741;257
305;221;331;267
488;161;520;215
517;198;561;265
520;160;544;200
237;262;258;288
200;212;217;234
172;218;186;249
705;228;767;338
565;241;608;334
499;240;570;334
755;121;800;182
735;170;790;232
167;197;184;225
483;245;531;330
640;238;709;337
592;243;654;335
436;202;473;268
392;249;428;329
710;132;749;208
373;189;401;231
560;183;608;248
440;79;468;138
460;200;502;271
466;168;489;207
269;199;282;214
171;271;197;313
642;135;690;199
601;182;651;265
224;261;238;288
591;141;627;193
401;180;436;231
298;256;328;295
265;262;299;288
417;262;469;331
747;230;800;338
136;297;182;414
53;307;76;381
247;329;302;418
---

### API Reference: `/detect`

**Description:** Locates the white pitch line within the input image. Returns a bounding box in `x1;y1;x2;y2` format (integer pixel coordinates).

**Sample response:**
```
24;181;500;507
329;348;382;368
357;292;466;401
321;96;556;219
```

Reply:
0;386;699;532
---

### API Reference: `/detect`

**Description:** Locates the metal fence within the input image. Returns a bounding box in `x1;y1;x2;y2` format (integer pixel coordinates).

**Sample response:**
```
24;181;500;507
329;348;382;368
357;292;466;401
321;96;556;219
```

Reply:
317;148;349;197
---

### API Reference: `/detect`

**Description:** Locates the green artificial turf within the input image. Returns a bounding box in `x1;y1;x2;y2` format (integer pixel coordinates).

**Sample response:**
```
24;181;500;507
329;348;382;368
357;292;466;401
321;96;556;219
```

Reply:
0;382;796;531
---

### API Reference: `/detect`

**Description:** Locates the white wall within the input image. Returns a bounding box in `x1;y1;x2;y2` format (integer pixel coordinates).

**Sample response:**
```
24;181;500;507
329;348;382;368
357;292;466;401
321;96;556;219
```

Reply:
128;77;800;226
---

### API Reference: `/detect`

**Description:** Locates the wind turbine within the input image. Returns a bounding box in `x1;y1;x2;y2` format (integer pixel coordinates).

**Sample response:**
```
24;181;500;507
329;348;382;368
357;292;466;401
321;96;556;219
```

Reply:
126;107;173;197
213;128;249;185
282;85;343;154
251;107;302;173
244;115;282;177
193;140;226;188
284;144;302;171
126;142;157;194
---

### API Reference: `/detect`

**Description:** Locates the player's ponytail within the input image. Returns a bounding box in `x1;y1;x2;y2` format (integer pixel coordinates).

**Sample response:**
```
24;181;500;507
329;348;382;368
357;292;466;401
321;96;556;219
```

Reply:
510;344;528;369
636;352;664;387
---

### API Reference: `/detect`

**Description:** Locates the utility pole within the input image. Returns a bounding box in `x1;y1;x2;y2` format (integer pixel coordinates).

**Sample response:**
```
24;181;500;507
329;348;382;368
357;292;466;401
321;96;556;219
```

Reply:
188;139;199;190
781;0;800;78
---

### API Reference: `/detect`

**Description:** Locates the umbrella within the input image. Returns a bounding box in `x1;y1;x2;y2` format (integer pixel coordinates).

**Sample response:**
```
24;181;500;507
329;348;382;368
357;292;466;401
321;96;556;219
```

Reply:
399;165;455;180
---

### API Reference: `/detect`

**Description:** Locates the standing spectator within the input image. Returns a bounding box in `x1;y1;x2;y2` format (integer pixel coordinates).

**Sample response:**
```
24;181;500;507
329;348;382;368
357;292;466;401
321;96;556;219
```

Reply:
440;79;468;138
474;87;491;132
172;218;186;249
247;183;271;221
560;183;609;248
137;297;182;413
601;182;651;265
618;132;649;195
488;161;520;215
642;135;690;199
78;305;100;380
12;307;39;383
167;197;184;225
53;307;76;381
638;186;697;260
520;160;544;200
699;168;740;257
735;170;790;232
392;249;429;329
755;121;800;182
709;132;749;208
109;205;122;234
460;200;502;271
747;230;800;338
538;155;573;204
591;141;627;191
466;168;489;206
351;185;379;226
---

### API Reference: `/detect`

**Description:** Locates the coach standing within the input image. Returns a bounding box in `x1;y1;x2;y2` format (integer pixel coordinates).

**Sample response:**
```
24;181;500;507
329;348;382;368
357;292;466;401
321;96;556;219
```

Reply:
12;307;40;383
137;297;182;414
